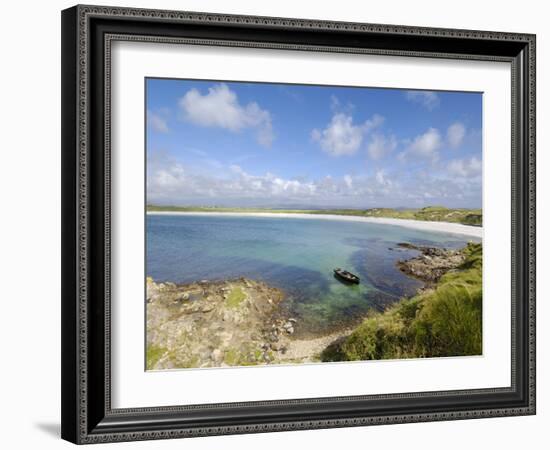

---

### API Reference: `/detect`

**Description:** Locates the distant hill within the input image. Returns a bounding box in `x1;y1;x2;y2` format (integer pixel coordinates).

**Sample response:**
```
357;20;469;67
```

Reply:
146;205;482;227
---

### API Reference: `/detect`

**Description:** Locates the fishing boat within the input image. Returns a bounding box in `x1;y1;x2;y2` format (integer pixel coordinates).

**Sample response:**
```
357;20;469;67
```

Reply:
333;268;360;284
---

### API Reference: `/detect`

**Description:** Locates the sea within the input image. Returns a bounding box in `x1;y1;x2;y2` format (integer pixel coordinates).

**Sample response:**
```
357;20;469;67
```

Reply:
146;214;478;337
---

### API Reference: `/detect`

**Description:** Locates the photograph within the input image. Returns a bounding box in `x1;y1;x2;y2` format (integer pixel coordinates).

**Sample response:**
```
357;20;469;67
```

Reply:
57;3;537;444
145;78;483;370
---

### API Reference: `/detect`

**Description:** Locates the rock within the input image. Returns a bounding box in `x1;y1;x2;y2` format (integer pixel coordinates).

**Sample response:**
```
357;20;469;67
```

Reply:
146;277;286;370
396;243;467;283
397;242;418;250
163;360;175;370
288;318;297;323
211;349;223;363
146;277;159;302
283;322;295;334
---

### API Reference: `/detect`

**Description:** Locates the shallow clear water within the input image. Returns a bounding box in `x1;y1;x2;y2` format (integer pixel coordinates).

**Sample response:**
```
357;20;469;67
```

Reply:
147;214;476;336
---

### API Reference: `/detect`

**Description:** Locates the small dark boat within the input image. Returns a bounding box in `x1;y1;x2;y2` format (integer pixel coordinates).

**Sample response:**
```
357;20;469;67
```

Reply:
333;268;360;284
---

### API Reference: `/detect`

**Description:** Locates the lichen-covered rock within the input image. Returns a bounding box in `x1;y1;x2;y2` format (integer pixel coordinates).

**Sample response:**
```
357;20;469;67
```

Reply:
146;278;289;370
146;277;367;370
395;243;467;284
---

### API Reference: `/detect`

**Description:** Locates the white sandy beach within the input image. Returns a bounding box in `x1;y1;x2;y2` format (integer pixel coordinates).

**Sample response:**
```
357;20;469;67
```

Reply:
147;211;483;239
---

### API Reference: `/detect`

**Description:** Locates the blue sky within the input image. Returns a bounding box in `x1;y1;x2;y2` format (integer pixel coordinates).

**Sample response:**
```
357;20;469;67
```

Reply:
146;78;482;208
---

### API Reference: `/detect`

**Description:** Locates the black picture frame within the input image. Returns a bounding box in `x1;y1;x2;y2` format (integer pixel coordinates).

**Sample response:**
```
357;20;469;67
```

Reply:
61;4;536;444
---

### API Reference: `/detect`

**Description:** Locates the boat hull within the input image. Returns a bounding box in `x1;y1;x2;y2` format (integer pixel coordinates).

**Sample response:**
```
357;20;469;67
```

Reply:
333;269;360;284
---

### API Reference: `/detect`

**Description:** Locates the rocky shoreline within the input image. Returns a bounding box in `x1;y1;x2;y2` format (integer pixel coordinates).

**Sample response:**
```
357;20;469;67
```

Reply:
395;242;468;285
146;277;346;369
146;242;471;370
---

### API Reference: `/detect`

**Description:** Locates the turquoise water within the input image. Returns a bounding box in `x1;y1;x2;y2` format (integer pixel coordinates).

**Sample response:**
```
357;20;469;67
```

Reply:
146;214;475;337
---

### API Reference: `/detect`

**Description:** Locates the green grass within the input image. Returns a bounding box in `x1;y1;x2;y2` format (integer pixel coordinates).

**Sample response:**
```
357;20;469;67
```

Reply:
147;205;482;226
321;242;483;361
410;206;482;226
226;287;246;308
224;348;239;366
146;345;167;370
223;345;267;366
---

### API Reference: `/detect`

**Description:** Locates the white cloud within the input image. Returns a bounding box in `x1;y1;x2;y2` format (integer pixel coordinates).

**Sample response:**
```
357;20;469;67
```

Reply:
367;133;398;160
179;83;274;147
311;113;383;156
329;95;354;114
226;164;317;197
343;174;353;189
410;128;442;156
375;169;392;187
148;151;481;208
405;91;440;110
398;128;442;163
147;110;169;133
148;161;186;193
447;122;466;149
447;156;482;178
330;95;340;112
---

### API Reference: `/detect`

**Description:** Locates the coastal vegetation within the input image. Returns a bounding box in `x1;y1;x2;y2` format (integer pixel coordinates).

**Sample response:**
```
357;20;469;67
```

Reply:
146;205;482;226
226;287;246;308
321;242;482;361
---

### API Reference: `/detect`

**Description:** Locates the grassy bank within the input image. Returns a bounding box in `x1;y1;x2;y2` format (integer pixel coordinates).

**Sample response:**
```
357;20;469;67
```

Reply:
147;205;482;226
321;242;482;361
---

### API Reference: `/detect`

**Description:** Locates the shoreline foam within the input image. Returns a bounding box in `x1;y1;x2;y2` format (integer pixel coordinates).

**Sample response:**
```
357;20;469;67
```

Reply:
146;211;483;238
